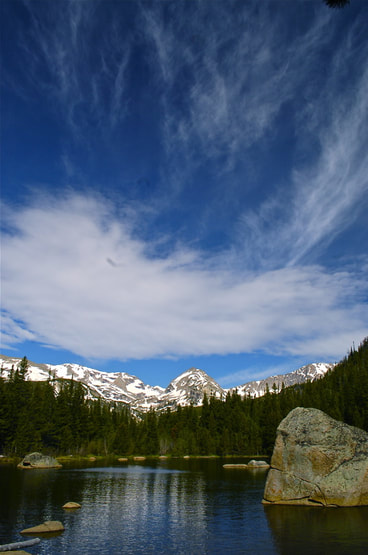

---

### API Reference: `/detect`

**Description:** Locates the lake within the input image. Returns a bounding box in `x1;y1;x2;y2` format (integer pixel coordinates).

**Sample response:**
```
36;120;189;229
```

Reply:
1;458;368;554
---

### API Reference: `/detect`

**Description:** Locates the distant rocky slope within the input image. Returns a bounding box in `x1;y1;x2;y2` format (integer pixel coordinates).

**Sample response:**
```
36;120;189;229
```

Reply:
232;363;334;398
0;355;333;412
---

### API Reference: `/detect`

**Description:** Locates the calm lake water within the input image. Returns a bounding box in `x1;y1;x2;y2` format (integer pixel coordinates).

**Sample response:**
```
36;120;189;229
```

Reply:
1;458;368;554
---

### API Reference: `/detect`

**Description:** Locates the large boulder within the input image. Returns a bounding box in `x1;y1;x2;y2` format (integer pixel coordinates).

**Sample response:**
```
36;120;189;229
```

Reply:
17;452;62;469
263;407;368;507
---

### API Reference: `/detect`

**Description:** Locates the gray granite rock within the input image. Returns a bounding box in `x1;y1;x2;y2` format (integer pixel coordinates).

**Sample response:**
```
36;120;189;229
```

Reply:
263;407;368;507
17;452;62;469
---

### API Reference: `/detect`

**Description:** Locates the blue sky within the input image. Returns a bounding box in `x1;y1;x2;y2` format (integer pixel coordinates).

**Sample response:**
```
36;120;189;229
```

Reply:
1;0;367;388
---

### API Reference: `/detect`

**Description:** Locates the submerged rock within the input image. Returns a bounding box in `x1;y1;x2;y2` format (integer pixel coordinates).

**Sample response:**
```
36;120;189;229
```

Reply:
263;407;368;507
223;464;248;468
17;452;62;469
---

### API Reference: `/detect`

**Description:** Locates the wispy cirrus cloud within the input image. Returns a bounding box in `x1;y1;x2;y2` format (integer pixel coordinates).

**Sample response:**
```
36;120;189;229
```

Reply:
233;10;368;270
141;2;367;269
12;0;131;136
237;61;368;270
141;3;332;174
1;193;367;362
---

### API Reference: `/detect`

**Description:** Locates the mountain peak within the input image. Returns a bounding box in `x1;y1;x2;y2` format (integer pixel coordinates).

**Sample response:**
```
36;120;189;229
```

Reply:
164;367;224;406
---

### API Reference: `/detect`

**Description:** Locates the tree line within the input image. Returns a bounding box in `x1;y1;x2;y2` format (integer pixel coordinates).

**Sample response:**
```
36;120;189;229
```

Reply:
0;337;367;458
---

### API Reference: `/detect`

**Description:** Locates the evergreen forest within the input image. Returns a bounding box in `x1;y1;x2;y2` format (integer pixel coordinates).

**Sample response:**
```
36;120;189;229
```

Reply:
0;337;367;458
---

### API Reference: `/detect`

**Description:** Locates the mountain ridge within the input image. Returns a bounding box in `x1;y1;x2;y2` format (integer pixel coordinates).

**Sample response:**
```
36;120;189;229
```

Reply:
0;355;334;411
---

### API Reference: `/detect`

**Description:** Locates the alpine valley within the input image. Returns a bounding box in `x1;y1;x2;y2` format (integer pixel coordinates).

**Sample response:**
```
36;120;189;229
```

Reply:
0;355;334;412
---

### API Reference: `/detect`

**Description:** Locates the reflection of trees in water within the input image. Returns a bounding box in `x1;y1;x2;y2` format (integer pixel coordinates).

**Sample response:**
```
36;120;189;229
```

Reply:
264;504;368;555
0;466;88;542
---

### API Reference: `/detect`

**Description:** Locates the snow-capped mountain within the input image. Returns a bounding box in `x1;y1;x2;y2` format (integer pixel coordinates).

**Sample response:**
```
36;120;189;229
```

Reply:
0;355;333;411
159;367;225;408
231;363;335;398
0;355;165;409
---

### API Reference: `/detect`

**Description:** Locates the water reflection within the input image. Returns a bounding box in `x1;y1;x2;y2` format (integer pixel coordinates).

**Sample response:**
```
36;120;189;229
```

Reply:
64;465;210;553
0;461;275;554
264;504;368;555
4;461;367;554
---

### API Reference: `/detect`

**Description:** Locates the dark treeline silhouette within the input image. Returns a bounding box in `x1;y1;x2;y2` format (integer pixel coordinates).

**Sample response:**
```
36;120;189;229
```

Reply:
1;338;367;458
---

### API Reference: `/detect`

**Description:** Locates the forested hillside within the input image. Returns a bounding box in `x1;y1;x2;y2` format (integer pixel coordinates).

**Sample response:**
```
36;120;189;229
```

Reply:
1;338;367;457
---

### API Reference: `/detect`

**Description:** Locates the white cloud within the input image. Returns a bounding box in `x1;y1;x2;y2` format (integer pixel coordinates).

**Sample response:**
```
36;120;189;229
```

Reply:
1;193;366;362
0;312;37;349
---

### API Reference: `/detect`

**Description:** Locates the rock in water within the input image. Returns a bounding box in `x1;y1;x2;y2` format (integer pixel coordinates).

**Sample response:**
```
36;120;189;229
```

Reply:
21;521;64;534
17;452;62;469
263;407;368;507
62;502;81;509
247;459;270;469
223;460;270;469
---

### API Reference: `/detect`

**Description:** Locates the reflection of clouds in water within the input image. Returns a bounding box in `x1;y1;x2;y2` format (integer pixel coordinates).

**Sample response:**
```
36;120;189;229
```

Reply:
60;466;208;553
